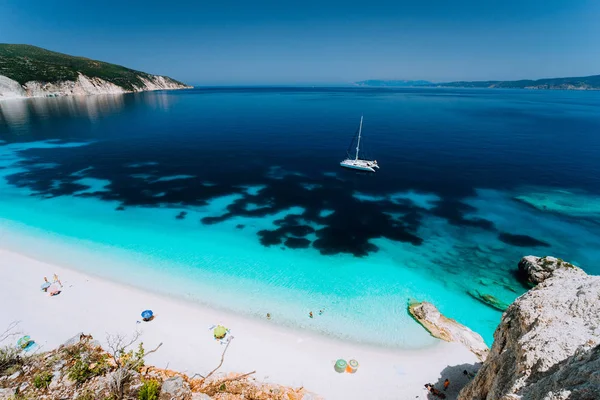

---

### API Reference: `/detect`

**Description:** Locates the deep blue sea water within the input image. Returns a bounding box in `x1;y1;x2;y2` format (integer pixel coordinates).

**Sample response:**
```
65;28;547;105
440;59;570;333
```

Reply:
1;87;600;348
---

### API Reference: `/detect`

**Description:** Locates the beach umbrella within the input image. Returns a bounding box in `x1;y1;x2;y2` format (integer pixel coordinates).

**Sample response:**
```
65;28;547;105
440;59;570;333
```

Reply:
334;359;347;373
48;284;61;296
213;325;227;339
41;282;51;291
347;359;359;373
17;335;31;349
141;310;154;320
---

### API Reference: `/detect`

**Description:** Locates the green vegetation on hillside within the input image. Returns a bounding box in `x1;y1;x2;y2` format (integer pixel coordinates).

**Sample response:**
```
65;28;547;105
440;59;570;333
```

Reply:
0;44;187;90
433;75;600;90
356;75;600;90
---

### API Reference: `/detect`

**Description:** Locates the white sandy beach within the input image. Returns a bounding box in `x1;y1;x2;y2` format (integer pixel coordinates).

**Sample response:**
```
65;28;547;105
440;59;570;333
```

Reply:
0;248;479;399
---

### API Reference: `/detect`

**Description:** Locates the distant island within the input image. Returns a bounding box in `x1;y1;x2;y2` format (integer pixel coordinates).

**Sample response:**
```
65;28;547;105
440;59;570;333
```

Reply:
0;44;192;99
356;75;600;90
355;79;433;87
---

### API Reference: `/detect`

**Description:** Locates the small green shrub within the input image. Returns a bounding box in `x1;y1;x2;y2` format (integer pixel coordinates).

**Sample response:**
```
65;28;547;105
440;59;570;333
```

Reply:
0;346;23;375
138;379;160;400
67;352;109;384
33;371;53;389
118;342;146;372
75;389;95;400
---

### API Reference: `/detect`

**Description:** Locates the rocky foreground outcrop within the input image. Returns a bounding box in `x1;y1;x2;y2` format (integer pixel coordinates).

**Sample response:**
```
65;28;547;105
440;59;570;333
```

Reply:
0;334;316;400
408;301;489;362
458;262;600;400
0;73;191;99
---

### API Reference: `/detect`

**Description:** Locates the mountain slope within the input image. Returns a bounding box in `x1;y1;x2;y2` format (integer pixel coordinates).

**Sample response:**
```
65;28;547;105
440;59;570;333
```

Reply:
0;44;191;99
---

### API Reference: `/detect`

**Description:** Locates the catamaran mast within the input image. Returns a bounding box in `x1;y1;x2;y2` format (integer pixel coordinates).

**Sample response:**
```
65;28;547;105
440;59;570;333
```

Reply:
355;115;363;160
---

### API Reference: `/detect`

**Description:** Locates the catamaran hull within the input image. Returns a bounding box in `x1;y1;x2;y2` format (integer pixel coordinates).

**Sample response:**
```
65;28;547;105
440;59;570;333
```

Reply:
339;162;377;172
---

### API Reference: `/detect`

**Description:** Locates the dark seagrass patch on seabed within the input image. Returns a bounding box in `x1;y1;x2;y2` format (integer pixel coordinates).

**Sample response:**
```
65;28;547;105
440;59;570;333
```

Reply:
3;144;506;258
498;232;550;248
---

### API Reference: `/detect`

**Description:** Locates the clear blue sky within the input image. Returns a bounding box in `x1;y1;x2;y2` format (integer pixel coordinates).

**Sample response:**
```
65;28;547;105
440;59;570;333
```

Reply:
1;0;599;85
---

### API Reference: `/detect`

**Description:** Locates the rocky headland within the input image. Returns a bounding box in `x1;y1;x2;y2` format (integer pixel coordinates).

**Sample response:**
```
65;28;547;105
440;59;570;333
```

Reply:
458;256;600;399
0;44;191;100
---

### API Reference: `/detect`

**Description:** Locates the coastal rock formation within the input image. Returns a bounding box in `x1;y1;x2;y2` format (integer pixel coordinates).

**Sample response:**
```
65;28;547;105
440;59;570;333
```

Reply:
518;255;580;286
458;264;600;400
408;301;489;362
0;73;189;99
523;344;600;399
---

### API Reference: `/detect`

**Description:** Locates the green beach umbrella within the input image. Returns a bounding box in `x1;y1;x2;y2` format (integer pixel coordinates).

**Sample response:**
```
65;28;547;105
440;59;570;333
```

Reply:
334;359;347;373
213;325;227;339
348;359;359;373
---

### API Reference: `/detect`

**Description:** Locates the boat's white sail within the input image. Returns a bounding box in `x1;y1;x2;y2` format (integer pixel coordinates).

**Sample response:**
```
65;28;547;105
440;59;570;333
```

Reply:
340;116;379;172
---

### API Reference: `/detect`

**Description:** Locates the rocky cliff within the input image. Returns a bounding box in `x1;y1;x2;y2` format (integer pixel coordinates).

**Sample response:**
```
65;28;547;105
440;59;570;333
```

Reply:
0;73;190;100
458;260;600;400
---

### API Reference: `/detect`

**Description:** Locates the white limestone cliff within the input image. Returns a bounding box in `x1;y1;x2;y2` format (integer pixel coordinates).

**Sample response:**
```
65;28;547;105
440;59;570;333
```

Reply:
0;75;26;99
0;73;191;100
457;264;600;400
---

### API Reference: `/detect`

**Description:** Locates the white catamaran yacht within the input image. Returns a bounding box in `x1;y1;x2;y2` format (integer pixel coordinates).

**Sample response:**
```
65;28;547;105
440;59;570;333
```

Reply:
340;116;379;172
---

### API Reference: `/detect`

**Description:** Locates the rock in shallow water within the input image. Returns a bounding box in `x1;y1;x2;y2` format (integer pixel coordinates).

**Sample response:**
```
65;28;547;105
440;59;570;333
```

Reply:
467;289;510;311
458;264;600;400
408;301;489;362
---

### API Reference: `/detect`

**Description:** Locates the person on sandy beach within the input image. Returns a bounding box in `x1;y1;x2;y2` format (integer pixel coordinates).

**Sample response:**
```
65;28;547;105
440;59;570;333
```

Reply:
53;273;62;287
424;383;446;399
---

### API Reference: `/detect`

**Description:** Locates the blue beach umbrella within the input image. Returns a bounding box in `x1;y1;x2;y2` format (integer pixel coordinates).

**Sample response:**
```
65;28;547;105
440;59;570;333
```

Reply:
141;310;154;320
41;282;51;291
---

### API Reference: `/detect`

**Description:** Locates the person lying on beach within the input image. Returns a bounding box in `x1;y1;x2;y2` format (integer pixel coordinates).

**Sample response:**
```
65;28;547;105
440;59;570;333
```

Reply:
424;384;446;399
41;277;51;292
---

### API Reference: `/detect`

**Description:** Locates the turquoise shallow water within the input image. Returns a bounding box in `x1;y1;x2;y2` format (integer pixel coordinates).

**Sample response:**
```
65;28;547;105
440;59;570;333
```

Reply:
1;88;600;348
